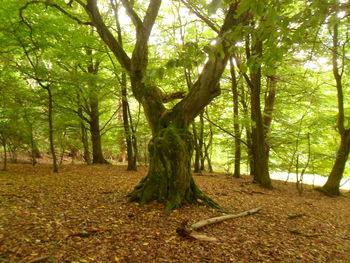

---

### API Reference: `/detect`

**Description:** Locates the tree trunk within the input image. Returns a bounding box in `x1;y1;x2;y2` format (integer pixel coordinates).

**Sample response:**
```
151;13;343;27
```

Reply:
230;58;241;178
1;134;7;171
77;93;92;165
263;75;277;160
322;133;350;195
121;72;137;170
89;80;108;164
81;121;91;165
128;125;219;210
29;125;38;166
249;40;271;188
44;86;58;173
321;19;350;195
199;112;205;171
192;122;201;173
90;105;108;164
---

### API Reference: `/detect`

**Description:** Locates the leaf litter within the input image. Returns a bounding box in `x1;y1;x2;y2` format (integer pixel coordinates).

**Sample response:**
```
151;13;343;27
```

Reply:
0;164;349;263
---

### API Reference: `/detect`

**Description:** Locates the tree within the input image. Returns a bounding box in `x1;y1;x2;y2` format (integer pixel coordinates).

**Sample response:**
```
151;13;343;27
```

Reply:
320;2;350;195
82;0;248;209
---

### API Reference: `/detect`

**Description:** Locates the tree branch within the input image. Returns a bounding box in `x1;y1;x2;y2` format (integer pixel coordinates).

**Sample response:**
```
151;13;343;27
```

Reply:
86;0;131;72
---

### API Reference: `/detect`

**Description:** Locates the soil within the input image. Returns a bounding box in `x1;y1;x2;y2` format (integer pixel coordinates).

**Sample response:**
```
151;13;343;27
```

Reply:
0;164;349;263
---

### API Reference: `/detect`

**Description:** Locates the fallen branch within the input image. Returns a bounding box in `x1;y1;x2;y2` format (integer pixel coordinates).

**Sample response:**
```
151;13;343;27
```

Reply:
289;229;320;238
177;207;262;242
66;228;111;239
288;213;306;219
191;207;262;230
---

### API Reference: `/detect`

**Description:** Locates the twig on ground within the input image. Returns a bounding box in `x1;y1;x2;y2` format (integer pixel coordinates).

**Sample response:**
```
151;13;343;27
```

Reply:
288;213;307;219
289;229;320;238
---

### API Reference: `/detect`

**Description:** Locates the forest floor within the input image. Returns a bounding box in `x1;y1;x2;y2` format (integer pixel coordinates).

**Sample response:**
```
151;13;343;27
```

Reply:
0;164;349;263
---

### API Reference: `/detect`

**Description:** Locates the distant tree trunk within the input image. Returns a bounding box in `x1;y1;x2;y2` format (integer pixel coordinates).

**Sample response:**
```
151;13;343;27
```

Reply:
81;122;91;165
111;0;137;170
89;95;108;164
29;125;38;166
321;20;350;195
263;75;277;160
86;50;108;164
248;38;271;188
1;133;7;171
199;112;205;171
203;116;213;173
192;122;201;172
77;93;92;165
121;72;137;170
44;86;58;173
230;58;241;178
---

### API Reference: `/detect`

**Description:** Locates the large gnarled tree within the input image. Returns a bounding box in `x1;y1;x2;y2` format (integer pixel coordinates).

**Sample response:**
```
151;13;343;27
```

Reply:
84;0;247;209
21;0;246;209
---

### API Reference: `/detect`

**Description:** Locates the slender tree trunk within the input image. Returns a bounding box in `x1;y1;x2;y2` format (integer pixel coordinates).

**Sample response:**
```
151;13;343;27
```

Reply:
192;122;201;173
29;124;38;166
81;121;91;164
88;68;108;164
110;0;137;170
1;134;7;171
77;93;92;165
121;72;137;170
263;76;277;160
249;40;271;188
321;19;350;195
44;86;58;173
199;112;205;171
203;118;213;173
230;58;241;178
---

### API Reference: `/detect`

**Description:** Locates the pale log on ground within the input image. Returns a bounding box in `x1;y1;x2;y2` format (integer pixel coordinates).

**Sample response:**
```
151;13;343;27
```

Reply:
191;207;262;230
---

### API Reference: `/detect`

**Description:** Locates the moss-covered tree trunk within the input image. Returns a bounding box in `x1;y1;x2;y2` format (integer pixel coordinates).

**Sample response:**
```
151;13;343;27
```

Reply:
128;126;218;210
